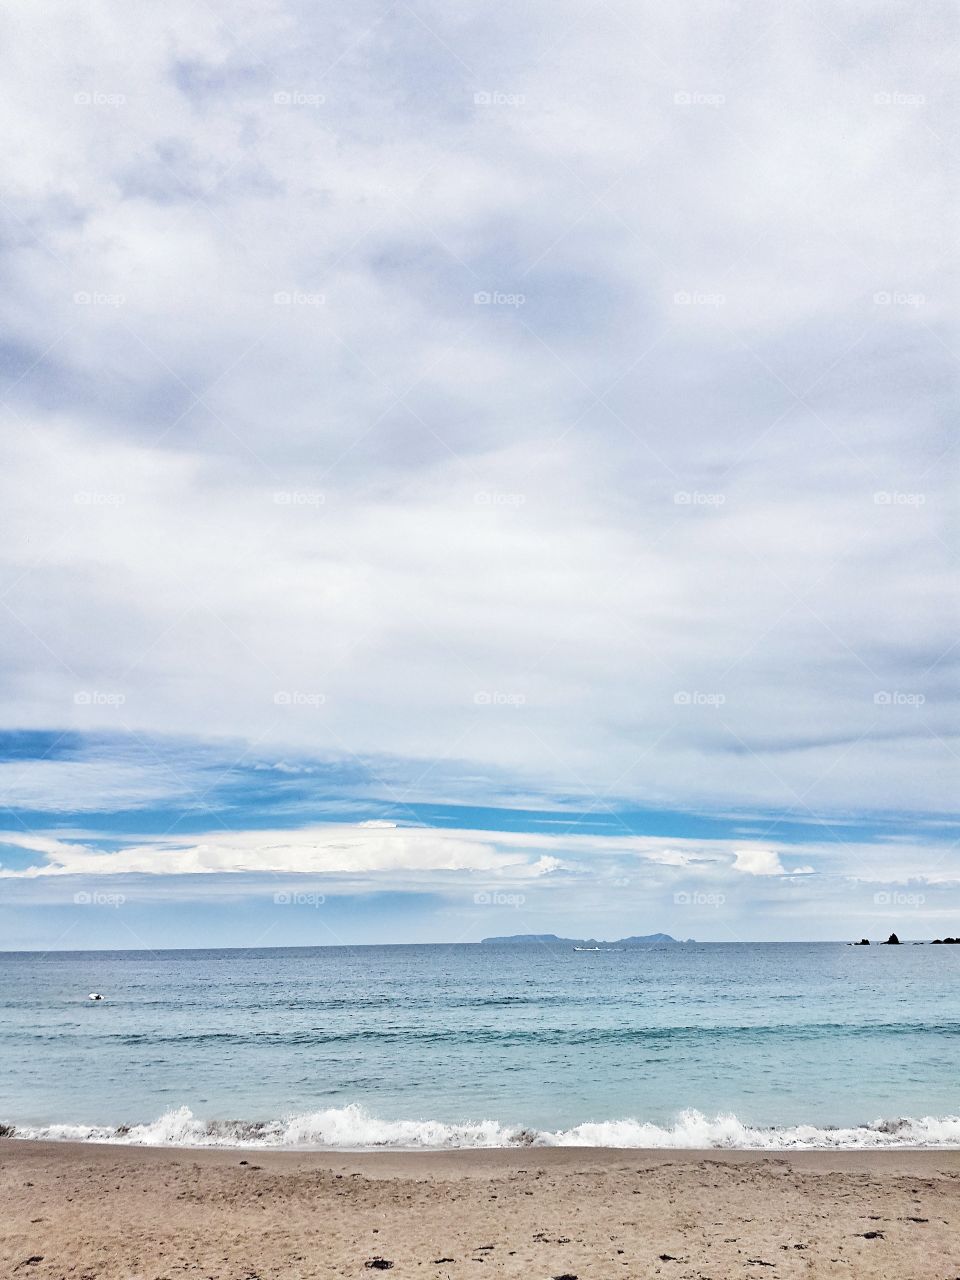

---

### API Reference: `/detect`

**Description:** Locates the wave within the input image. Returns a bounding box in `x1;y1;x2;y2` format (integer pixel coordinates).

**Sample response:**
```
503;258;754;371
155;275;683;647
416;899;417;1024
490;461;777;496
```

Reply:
15;1019;960;1049
6;1105;960;1150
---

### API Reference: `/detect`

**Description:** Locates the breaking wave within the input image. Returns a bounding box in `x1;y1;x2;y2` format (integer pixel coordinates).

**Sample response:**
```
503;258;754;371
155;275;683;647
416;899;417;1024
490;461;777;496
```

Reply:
6;1105;960;1150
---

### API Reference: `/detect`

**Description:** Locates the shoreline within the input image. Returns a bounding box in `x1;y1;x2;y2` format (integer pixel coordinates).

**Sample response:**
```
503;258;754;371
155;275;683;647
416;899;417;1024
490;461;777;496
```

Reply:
4;1136;960;1168
5;1140;959;1277
7;1136;960;1169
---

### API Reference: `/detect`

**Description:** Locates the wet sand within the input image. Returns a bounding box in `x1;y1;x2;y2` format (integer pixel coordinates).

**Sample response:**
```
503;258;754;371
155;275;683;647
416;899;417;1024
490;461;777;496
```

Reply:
2;1139;959;1278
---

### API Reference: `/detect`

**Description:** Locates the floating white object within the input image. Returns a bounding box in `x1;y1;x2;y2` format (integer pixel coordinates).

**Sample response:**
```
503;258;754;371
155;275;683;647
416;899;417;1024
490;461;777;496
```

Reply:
88;992;103;1001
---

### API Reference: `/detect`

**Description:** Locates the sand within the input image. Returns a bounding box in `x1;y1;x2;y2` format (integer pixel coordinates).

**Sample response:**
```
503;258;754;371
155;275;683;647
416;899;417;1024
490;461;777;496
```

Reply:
2;1140;959;1279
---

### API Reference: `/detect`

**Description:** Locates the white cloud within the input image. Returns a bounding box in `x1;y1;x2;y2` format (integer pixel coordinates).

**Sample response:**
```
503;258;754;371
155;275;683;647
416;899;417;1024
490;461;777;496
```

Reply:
0;824;953;891
0;824;516;878
529;855;565;875
732;849;820;876
0;0;954;838
733;848;786;876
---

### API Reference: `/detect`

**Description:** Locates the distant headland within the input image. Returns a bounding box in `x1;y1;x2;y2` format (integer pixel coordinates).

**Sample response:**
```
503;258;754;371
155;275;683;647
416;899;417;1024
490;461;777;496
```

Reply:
480;932;685;946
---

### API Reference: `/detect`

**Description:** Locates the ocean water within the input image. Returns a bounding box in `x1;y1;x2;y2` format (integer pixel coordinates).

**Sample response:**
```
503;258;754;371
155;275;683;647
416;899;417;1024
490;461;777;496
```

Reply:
1;942;958;1149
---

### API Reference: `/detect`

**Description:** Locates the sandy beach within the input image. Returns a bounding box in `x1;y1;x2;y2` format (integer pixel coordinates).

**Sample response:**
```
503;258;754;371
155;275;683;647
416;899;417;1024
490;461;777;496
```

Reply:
2;1141;959;1279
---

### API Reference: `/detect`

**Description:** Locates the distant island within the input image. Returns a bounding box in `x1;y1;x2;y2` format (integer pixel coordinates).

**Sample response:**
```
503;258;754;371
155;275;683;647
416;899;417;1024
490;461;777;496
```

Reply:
480;932;684;946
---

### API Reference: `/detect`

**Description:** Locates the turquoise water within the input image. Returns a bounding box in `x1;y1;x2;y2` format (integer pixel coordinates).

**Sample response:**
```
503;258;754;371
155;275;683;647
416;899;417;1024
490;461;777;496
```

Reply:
1;943;958;1147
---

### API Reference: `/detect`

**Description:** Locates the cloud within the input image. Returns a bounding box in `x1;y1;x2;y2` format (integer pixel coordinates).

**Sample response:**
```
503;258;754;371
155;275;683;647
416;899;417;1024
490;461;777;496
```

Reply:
0;757;201;813
0;824;517;879
0;823;676;880
732;848;819;876
529;855;565;876
733;848;787;876
0;0;955;860
0;823;953;890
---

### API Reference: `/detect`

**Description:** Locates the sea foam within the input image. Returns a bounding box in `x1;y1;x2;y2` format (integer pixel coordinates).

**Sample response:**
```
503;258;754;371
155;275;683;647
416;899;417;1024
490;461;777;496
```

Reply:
8;1105;960;1150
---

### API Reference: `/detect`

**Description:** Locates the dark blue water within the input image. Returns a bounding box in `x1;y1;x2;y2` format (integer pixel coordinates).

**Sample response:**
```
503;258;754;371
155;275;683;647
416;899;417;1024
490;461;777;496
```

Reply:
1;943;957;1147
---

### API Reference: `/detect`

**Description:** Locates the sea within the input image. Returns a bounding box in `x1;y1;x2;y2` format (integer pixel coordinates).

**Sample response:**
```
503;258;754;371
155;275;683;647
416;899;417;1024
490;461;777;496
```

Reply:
1;941;958;1149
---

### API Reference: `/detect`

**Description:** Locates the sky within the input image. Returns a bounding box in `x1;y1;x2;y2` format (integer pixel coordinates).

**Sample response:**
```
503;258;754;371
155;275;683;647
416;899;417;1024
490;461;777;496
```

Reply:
0;1;957;948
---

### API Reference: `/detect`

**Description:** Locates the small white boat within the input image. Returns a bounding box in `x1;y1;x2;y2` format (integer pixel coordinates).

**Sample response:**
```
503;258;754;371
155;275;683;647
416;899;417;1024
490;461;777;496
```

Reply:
88;992;104;1001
